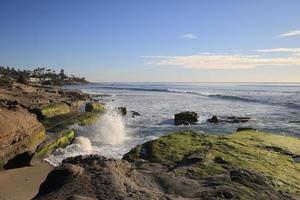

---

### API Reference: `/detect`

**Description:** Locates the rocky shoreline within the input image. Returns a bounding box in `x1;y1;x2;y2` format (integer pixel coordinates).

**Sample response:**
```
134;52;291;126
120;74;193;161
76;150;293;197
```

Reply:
1;79;300;200
34;130;300;200
0;78;104;170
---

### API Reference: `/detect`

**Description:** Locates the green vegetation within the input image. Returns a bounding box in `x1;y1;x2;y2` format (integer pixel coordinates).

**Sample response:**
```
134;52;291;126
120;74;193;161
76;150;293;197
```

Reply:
0;66;88;85
124;130;300;195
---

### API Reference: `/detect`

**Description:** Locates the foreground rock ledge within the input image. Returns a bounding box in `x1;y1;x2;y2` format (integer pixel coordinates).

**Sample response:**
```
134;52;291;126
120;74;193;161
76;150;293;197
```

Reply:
34;130;300;200
0;106;45;169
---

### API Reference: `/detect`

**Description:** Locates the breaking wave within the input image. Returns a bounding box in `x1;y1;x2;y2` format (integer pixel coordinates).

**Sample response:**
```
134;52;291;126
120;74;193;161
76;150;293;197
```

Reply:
45;107;127;166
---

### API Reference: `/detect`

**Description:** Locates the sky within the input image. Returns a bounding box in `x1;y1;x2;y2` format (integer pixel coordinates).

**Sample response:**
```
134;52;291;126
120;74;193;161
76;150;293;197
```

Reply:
0;0;300;82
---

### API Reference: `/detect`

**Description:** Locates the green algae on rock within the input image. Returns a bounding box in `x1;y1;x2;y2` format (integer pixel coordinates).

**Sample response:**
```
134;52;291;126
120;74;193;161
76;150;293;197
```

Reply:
31;103;72;120
123;130;300;198
85;102;105;113
42;109;103;132
32;129;75;161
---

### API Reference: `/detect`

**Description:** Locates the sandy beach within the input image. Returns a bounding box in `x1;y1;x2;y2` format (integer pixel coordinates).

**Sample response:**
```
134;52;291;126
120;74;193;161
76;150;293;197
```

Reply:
0;162;53;200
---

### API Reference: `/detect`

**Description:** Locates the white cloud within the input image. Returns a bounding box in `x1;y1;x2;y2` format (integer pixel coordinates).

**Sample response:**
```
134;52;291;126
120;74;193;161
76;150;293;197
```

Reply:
276;29;300;38
143;50;300;69
256;48;300;53
181;33;197;39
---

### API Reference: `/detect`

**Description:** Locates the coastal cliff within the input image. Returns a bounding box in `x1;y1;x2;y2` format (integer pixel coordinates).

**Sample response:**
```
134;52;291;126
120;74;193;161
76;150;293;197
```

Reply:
0;78;104;169
34;130;300;200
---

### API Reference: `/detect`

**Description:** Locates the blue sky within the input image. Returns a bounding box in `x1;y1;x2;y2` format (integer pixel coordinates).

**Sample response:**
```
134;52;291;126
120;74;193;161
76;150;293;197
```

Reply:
0;0;300;82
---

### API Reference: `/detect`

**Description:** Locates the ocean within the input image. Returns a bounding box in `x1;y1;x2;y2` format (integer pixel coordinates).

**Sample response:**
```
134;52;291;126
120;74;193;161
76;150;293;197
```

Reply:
45;82;300;166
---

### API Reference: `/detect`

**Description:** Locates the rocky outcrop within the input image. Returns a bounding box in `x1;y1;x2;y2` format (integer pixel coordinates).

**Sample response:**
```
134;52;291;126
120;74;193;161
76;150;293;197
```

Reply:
0;106;45;169
0;80;105;170
130;111;141;117
0;81;90;118
31;103;72;120
85;102;105;113
32;130;75;162
207;116;250;123
123;130;300;199
118;107;127;115
34;155;179;200
35;130;300;199
174;111;198;125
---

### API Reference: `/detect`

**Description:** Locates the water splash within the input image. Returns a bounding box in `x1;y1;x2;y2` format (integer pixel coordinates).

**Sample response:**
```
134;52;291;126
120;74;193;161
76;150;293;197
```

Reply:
45;107;128;166
91;108;126;145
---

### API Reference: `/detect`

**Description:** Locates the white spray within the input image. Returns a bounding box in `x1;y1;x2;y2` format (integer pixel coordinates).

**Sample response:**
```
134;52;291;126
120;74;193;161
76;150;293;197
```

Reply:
91;108;126;145
45;106;128;166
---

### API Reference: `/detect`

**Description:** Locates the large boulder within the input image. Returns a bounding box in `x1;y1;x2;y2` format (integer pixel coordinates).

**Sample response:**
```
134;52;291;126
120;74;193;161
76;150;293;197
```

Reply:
174;111;198;125
118;107;127;115
0;106;45;169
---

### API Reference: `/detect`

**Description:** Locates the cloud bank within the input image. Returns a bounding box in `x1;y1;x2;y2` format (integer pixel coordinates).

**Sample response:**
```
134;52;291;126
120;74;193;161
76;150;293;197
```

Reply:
144;49;300;69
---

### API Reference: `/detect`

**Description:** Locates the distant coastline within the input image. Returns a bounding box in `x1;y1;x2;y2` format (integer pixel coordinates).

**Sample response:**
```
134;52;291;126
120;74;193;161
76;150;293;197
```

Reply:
0;66;89;86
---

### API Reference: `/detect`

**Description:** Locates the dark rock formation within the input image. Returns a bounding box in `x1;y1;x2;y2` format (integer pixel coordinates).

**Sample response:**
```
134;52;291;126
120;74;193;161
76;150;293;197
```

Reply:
130;111;141;117
236;127;256;132
207;115;218;123
174;111;198;125
207;116;250;123
118;107;127;115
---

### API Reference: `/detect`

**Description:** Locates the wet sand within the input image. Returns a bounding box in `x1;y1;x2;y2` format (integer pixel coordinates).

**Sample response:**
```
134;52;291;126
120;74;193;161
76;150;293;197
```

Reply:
0;162;53;200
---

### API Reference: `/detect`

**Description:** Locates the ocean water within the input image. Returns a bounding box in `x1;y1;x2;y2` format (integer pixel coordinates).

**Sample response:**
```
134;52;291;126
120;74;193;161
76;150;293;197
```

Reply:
46;83;300;166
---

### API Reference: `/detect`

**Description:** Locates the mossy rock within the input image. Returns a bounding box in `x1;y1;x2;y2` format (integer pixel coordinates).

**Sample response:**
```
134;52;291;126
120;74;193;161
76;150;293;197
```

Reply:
85;102;105;112
42;110;102;132
32;129;75;160
174;111;198;125
123;130;300;197
31;103;71;120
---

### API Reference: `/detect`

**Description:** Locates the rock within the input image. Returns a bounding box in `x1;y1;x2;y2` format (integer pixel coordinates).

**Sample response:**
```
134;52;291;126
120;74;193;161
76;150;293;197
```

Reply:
289;121;300;124
32;130;75;161
229;168;269;187
118;107;127;115
174;111;198;125
207;116;250;124
0;106;45;169
236;127;256;132
30;103;71;120
123;130;300;199
85;102;105;113
207;115;218;123
130;111;141;117
34;155;177;200
0;81;91;117
223;116;250;123
41;110;101;131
